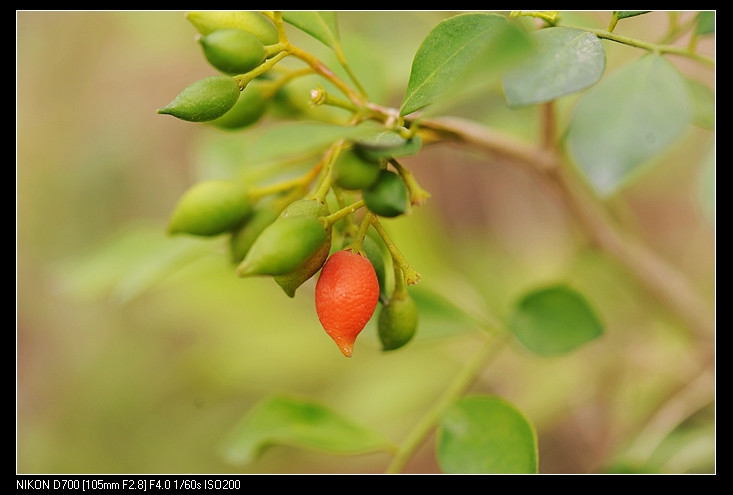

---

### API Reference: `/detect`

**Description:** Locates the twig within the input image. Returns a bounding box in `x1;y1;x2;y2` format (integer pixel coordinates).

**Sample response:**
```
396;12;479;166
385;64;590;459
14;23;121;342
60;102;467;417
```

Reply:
419;116;714;341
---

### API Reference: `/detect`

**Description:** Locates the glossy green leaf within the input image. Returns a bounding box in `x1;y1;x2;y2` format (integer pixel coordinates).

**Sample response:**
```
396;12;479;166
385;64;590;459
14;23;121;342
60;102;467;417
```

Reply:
412;18;534;119
502;27;605;106
510;285;603;356
566;54;692;196
437;396;538;474
401;13;519;116
696;11;714;34
686;78;714;130
614;11;651;20
282;11;340;49
220;395;394;466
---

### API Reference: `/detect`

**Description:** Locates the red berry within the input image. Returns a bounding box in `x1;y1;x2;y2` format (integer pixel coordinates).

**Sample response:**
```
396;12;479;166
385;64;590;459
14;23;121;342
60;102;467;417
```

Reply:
315;250;380;357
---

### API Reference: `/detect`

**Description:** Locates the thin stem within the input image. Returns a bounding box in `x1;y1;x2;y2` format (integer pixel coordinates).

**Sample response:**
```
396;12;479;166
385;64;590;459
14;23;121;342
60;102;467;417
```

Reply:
321;200;365;228
264;11;289;44
371;217;420;285
510;11;559;26
248;161;323;201
233;50;290;90
310;87;360;113
584;28;714;67
389;159;431;207
311;141;345;202
385;333;509;473
284;43;366;107
344;211;374;254
335;45;369;98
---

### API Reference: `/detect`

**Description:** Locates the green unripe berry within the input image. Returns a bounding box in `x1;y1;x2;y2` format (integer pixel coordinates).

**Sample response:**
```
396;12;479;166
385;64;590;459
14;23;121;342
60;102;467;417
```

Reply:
333;148;381;190
236;215;328;276
210;83;268;130
168;180;251;236
199;29;266;75
278;198;328;218
274;199;332;297
158;76;240;122
363;170;408;218
229;197;284;263
378;289;418;351
362;234;389;303
186;11;279;45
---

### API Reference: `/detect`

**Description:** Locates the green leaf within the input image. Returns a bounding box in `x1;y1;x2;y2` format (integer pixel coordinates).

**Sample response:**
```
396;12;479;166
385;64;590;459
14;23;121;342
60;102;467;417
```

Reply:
52;221;211;304
437;396;538;474
509;284;603;356
614;11;652;20
502;27;605;106
220;395;395;466
401;13;519;116
686;78;714;130
282;11;340;50
695;11;715;35
566;54;692;196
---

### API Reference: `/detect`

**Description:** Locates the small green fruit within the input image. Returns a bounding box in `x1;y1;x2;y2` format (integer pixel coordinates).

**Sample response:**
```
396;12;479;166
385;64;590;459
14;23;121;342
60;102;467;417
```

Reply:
199;29;266;75
186;11;279;45
229;197;284;263
210;83;268;130
236;215;328;276
333;148;381;190
168;180;251;236
363;170;408;218
362;234;389;303
378;289;418;351
278;198;329;219
273;199;332;297
158;76;240;122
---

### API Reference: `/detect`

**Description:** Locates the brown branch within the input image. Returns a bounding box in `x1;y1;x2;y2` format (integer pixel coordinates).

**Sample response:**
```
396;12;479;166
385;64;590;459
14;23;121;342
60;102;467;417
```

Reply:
419;116;714;341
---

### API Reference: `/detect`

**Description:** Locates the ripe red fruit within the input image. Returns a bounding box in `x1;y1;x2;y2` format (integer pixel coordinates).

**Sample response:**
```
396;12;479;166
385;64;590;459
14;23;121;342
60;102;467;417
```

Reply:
315;250;380;357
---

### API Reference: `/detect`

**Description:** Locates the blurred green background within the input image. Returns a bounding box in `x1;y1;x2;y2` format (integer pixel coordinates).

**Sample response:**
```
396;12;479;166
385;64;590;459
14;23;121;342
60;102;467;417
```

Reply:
17;11;714;474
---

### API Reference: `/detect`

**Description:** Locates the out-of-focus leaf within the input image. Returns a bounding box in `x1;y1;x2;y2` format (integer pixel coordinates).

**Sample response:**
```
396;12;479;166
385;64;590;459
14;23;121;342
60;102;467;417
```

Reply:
566;54;692;196
614;11;652;20
282;11;340;50
686;78;714;130
52;221;212;304
437;395;538;474
695;11;714;35
509;284;603;356
209;120;382;170
401;13;531;116
220;395;395;466
502;27;605;106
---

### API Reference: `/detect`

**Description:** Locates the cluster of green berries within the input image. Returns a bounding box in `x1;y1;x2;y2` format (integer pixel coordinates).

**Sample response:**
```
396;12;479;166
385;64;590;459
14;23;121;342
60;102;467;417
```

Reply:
158;11;421;357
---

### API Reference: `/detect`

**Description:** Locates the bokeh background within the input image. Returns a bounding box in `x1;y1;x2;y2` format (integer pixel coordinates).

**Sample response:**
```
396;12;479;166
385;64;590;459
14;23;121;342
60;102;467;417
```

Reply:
17;11;714;474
